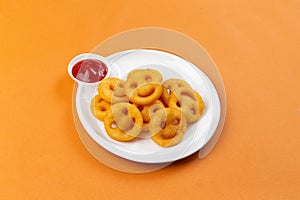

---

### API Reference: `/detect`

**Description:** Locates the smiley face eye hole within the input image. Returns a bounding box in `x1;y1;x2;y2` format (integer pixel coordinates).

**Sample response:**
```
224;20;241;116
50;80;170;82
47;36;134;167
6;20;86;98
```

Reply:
130;83;137;89
172;118;179;125
145;75;152;82
160;121;166;129
122;108;128;115
190;107;196;114
152;107;160;113
118;83;124;88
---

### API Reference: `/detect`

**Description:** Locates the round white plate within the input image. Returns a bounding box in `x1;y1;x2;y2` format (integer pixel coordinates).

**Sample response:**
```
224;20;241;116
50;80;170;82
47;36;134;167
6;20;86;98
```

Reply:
75;49;221;163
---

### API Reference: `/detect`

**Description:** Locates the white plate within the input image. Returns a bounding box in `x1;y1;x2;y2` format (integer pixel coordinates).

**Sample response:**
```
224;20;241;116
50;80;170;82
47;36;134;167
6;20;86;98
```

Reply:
75;49;221;163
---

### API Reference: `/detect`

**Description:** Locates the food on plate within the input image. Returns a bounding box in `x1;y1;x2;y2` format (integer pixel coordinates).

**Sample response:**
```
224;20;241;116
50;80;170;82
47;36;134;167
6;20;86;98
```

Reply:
136;100;165;132
168;87;205;123
104;103;143;142
150;108;187;147
125;69;163;105
129;83;163;105
90;68;205;147
161;78;191;106
90;94;111;121
98;77;128;103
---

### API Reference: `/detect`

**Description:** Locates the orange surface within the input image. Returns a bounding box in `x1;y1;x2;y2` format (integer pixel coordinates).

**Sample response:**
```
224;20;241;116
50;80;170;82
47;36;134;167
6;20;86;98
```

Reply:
1;0;300;199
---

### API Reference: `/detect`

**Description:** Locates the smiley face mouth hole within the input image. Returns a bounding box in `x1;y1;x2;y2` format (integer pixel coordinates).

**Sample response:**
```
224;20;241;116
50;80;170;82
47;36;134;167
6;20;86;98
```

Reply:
137;87;155;97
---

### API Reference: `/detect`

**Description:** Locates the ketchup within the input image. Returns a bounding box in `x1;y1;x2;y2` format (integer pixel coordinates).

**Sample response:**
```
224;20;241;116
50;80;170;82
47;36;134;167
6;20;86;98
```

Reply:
72;59;108;83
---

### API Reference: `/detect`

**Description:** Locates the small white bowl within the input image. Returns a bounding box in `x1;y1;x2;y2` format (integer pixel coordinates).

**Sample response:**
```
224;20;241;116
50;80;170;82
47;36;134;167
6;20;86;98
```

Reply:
68;53;111;86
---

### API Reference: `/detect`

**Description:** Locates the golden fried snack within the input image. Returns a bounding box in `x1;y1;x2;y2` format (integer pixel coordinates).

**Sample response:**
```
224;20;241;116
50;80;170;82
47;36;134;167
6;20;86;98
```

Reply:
104;103;143;142
169;87;205;123
125;69;163;104
98;77;128;104
125;68;162;94
136;100;165;132
161;78;191;106
129;83;163;105
91;68;205;147
150;108;187;147
90;94;111;121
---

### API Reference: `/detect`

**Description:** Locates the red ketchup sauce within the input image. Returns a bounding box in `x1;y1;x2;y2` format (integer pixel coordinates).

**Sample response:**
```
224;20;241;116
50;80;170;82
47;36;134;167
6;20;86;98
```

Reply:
72;59;108;83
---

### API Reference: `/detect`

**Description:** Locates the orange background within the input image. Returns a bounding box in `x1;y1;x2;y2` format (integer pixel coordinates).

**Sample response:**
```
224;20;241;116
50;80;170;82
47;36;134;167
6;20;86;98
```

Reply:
1;0;299;199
